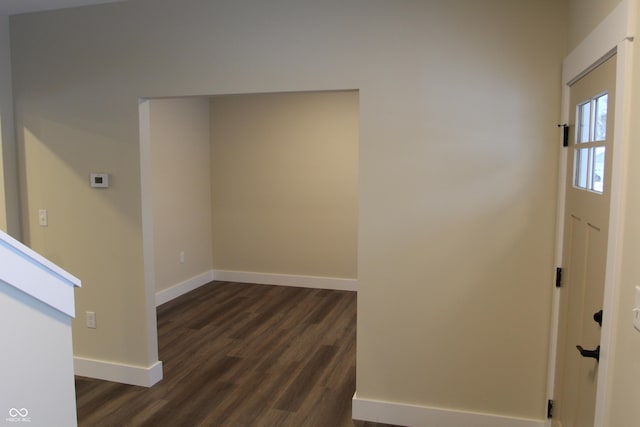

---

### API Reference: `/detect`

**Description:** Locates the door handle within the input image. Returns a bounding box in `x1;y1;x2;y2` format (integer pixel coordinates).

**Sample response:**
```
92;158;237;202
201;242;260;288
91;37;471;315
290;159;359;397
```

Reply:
593;310;603;327
576;345;600;362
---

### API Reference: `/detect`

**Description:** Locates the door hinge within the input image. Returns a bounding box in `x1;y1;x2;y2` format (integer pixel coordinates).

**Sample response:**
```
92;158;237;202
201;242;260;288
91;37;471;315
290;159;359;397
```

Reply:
555;267;562;288
547;399;554;419
558;123;569;147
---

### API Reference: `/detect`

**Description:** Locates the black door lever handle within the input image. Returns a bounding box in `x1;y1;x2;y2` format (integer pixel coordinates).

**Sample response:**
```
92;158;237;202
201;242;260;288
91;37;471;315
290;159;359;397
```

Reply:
576;345;600;362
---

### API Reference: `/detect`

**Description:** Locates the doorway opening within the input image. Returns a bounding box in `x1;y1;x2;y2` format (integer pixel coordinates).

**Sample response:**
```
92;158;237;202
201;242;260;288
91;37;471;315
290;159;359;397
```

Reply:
138;89;360;380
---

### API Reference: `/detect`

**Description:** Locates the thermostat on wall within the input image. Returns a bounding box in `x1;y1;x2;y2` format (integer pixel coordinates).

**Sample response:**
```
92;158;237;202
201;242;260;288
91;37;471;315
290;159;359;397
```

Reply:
90;173;110;188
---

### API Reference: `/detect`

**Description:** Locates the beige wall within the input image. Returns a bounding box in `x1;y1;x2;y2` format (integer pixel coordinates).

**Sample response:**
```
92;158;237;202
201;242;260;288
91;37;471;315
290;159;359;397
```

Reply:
13;5;153;366
568;0;622;50
147;97;213;293
0;15;19;237
210;91;358;279
10;0;566;420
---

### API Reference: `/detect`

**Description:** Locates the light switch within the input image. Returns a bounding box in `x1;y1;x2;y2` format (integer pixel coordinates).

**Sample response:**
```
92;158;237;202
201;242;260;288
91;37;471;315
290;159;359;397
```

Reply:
38;209;48;227
86;311;96;329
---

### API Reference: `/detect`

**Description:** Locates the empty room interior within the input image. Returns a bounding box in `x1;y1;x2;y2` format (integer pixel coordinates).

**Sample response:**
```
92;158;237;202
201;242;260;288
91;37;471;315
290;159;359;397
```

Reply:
3;0;640;426
142;91;359;307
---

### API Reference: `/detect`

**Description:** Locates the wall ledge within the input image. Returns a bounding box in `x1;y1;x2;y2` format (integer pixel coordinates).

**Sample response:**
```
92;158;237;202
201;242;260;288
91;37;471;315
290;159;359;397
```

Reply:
352;393;545;427
0;230;80;318
74;357;163;387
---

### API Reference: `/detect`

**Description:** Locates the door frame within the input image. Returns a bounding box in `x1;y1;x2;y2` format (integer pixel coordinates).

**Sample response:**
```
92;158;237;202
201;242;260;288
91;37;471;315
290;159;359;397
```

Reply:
546;1;636;426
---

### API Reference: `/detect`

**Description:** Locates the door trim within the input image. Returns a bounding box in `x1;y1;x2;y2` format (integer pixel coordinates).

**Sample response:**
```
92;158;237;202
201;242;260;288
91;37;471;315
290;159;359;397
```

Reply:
547;2;636;426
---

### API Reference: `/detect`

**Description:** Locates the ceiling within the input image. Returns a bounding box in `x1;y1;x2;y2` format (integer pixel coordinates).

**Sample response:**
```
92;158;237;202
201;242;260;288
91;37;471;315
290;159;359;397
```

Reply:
0;0;126;16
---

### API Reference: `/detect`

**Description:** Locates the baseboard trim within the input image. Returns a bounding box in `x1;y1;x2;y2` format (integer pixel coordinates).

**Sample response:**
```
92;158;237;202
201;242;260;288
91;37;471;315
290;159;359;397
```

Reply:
74;357;163;387
212;270;357;292
352;393;545;427
155;270;356;307
155;270;215;306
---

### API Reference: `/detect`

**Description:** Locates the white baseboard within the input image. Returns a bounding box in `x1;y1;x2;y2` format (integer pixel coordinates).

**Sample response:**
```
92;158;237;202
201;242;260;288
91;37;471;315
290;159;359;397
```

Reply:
212;270;357;292
155;270;215;306
155;269;356;307
352;393;545;427
74;357;163;387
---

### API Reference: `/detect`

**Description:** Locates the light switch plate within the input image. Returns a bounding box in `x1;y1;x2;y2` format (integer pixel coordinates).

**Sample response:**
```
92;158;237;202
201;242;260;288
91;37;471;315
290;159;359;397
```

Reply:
38;209;48;227
86;311;96;329
634;286;640;332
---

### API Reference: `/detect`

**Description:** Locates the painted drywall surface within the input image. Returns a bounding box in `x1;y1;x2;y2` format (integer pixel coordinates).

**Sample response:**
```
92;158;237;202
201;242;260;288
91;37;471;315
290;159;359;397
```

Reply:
0;15;20;238
9;0;565;419
148;98;213;293
356;2;565;418
0;281;77;427
568;0;623;51
11;2;153;366
210;91;358;279
14;92;152;366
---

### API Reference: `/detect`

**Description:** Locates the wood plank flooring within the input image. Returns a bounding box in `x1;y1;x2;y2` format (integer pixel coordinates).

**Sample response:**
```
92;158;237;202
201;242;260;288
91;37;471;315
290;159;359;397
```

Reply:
75;281;403;427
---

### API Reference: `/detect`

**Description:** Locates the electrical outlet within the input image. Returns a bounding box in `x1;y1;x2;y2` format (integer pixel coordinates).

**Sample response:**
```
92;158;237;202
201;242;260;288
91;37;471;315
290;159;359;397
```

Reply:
86;311;97;329
179;251;185;264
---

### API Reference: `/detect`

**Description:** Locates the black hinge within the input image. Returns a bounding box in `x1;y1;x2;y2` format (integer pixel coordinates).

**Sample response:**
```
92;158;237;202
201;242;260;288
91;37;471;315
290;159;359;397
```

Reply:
558;123;569;147
555;267;562;288
547;399;554;419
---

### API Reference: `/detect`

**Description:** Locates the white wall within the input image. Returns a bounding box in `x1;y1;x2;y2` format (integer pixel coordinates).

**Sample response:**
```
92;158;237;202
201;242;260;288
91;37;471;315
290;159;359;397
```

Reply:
9;0;566;422
0;15;19;238
146;97;213;295
0;281;77;427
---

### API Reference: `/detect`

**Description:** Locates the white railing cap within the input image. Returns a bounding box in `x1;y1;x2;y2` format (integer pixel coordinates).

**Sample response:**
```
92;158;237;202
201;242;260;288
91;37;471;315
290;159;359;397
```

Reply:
0;230;81;318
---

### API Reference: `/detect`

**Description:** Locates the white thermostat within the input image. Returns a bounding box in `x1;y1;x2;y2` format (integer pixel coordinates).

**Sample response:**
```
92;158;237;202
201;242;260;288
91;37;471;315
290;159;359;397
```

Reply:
90;173;110;188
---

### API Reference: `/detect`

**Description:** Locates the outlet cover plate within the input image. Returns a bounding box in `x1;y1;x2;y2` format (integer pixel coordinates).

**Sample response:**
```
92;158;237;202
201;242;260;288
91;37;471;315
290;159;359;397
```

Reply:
90;173;110;188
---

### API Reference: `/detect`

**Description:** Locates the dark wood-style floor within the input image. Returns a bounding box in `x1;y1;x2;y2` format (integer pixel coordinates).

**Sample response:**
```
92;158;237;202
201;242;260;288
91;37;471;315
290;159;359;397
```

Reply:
75;281;402;427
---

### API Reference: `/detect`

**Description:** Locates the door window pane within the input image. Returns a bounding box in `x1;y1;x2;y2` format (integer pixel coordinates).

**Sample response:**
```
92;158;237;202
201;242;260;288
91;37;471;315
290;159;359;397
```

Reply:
577;102;591;143
594;94;608;141
575;148;589;189
573;92;608;193
592;147;605;193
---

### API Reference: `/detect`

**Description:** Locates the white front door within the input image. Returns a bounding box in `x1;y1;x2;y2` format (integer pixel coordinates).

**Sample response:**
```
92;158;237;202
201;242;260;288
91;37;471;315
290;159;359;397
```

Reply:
553;54;616;427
